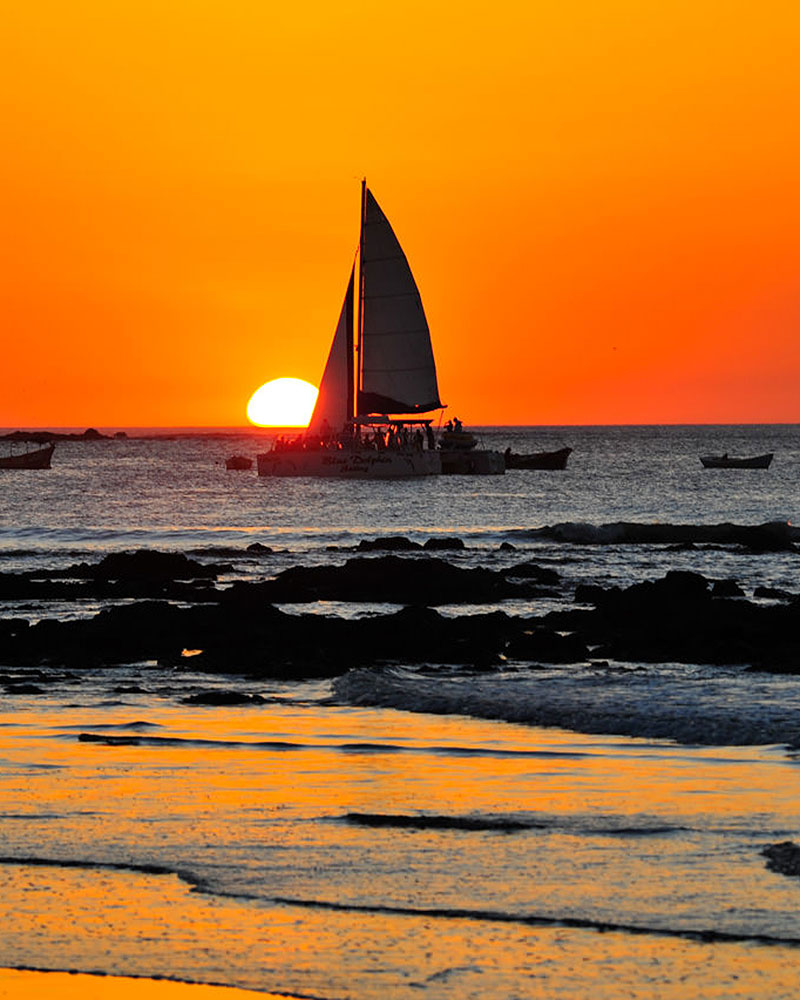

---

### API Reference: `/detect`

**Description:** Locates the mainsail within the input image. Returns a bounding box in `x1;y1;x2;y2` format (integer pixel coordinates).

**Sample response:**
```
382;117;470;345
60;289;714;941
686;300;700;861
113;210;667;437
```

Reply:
306;267;354;435
357;190;442;416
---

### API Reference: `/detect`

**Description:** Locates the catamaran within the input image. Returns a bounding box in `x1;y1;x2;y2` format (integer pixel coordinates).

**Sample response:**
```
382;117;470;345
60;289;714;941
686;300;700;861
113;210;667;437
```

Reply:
257;183;444;478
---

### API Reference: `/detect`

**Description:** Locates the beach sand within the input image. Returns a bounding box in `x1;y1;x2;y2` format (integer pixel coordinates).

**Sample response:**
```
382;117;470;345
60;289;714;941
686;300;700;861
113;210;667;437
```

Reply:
0;969;282;998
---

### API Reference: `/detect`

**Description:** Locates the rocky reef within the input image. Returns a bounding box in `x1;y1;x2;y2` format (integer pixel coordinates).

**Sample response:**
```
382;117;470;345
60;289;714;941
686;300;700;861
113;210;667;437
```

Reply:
0;543;798;681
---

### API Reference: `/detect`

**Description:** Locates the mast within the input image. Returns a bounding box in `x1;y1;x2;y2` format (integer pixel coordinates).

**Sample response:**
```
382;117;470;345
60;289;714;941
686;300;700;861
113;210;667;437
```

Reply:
354;178;367;420
345;258;354;425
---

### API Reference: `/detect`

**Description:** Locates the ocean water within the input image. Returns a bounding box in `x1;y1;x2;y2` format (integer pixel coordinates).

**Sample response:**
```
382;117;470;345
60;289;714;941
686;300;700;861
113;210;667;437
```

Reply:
1;424;800;997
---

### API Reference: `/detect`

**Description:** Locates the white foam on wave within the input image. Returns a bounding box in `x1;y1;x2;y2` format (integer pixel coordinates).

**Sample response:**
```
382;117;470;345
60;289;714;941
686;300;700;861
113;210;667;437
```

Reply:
333;663;800;747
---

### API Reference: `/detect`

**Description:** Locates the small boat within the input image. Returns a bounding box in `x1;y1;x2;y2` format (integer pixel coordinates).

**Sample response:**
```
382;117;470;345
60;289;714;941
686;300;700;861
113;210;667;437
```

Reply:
700;453;773;469
225;455;253;471
504;446;572;470
0;443;55;470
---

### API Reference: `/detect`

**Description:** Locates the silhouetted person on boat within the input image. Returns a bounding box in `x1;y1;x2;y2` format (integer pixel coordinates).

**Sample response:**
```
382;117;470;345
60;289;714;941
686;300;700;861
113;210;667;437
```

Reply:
426;425;435;450
453;418;463;433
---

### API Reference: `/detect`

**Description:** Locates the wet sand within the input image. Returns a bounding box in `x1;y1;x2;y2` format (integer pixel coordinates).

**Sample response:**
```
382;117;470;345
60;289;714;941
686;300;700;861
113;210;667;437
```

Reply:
3;665;800;998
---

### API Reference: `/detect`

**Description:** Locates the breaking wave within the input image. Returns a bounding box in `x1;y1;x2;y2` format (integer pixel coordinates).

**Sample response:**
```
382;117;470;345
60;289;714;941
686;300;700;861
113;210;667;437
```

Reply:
268;894;800;947
507;520;798;547
333;664;800;747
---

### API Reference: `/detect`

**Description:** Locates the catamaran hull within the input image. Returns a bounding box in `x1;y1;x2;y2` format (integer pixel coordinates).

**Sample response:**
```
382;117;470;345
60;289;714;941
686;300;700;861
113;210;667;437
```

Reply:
256;450;441;478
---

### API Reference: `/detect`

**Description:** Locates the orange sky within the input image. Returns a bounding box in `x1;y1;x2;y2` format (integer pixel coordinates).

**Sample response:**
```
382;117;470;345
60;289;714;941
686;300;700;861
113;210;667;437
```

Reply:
3;0;800;426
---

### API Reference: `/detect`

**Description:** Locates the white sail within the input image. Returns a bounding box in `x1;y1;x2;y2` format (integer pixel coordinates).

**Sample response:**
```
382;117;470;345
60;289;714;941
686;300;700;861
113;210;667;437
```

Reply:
358;190;442;415
306;267;354;435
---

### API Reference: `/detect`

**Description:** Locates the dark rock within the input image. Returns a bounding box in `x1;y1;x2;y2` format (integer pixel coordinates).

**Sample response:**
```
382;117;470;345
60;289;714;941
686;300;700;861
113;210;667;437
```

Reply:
575;584;615;605
4;601;198;667
423;537;465;551
181;690;266;706
0;619;30;639
0;571;221;604
498;542;517;552
0;429;111;442
88;551;224;581
735;522;796;552
711;579;744;598
1;592;527;675
649;570;711;601
244;555;534;605
356;537;422;552
506;629;588;663
246;543;273;554
504;562;560;585
754;586;795;601
583;572;710;615
763;841;800;877
553;570;800;671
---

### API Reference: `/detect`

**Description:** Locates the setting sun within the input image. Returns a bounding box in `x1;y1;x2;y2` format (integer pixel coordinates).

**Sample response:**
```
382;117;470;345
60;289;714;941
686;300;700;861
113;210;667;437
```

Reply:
247;377;318;427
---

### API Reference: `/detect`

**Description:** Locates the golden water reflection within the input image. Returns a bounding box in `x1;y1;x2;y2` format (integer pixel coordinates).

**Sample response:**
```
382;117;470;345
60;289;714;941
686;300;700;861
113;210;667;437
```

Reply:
1;680;800;997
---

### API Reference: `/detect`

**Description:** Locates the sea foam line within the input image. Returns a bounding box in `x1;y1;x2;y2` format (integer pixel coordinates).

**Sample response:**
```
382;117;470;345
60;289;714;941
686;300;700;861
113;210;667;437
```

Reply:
2;855;796;948
269;895;800;949
74;732;588;758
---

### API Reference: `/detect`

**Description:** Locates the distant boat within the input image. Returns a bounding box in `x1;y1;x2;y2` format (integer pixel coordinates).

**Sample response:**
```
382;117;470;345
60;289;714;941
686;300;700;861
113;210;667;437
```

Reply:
0;443;55;470
700;452;773;469
504;446;572;470
225;455;253;471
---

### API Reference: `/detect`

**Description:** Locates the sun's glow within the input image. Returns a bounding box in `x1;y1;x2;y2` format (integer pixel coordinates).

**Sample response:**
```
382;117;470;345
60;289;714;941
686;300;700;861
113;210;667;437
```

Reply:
247;378;318;427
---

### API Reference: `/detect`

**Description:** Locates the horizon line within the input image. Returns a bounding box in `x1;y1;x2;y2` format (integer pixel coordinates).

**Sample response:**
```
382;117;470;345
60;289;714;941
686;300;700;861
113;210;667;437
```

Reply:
3;421;799;433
